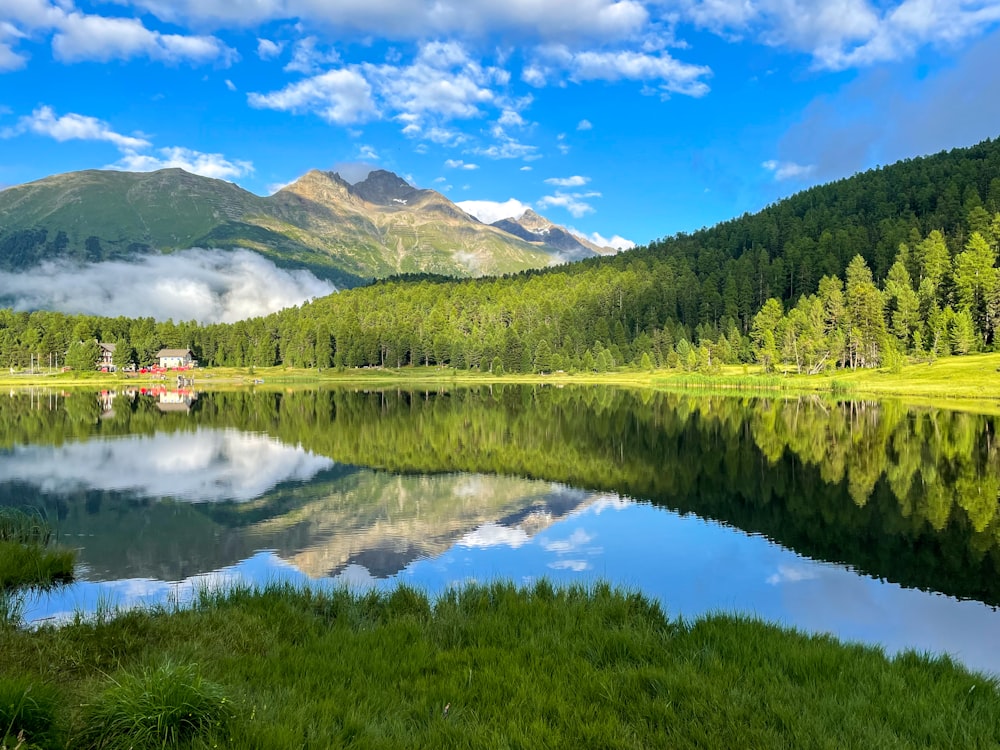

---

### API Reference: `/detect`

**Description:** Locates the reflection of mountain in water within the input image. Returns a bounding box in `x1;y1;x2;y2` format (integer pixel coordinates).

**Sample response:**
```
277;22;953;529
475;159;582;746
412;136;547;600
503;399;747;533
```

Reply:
247;475;591;579
5;460;591;582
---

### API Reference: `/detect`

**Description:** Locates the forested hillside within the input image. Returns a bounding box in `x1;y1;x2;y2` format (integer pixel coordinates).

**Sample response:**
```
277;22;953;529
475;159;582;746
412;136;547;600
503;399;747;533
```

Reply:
1;138;999;373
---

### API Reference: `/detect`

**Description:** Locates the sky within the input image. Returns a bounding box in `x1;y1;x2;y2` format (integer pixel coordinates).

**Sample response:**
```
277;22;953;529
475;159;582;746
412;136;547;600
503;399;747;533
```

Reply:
2;1;1000;251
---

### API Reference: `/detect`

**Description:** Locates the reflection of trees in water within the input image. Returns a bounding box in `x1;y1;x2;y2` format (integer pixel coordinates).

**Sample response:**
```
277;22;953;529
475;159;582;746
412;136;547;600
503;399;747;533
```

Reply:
1;387;999;603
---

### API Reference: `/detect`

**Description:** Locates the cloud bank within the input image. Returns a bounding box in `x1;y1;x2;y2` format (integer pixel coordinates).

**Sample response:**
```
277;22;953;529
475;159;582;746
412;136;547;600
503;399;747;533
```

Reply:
0;248;336;324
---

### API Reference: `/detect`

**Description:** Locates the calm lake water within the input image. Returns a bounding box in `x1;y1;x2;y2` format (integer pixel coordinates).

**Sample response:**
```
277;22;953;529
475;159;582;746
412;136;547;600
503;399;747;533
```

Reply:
3;386;1000;675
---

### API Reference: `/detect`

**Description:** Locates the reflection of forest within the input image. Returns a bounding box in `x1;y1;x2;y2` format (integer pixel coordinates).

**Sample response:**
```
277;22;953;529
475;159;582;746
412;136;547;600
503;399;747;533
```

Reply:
2;387;999;604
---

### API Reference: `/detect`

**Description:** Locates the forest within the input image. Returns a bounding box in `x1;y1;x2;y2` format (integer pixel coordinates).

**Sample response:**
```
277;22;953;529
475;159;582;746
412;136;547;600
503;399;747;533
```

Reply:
1;137;1000;374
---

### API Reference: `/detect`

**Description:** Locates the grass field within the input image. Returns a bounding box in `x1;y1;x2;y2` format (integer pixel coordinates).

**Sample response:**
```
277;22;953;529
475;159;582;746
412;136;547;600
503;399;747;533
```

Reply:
1;581;998;749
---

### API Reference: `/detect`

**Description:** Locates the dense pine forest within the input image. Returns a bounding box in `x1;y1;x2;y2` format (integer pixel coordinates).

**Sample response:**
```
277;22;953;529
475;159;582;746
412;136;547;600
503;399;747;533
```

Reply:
2;138;999;373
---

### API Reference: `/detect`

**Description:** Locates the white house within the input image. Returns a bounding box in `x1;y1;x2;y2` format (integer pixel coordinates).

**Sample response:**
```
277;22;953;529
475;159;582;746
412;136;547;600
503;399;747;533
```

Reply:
156;348;195;369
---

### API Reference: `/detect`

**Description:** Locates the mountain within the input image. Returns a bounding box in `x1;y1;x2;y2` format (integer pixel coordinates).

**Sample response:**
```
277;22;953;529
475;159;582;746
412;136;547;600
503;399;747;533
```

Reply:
491;209;616;261
0;168;597;286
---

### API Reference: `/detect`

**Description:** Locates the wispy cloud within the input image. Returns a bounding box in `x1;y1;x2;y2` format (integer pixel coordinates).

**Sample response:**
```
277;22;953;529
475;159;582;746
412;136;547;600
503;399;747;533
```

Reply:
761;159;815;181
545;175;589;187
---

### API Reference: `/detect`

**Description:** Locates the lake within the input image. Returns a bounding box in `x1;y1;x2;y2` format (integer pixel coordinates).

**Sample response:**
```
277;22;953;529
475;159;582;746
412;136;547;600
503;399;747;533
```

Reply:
3;385;1000;675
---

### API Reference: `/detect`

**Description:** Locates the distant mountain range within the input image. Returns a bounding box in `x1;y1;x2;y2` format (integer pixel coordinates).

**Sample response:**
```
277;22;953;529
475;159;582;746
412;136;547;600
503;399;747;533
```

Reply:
0;167;618;286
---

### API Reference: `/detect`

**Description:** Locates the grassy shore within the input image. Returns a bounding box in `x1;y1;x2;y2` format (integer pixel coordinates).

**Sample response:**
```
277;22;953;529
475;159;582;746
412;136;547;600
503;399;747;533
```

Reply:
3;351;1000;405
1;581;998;749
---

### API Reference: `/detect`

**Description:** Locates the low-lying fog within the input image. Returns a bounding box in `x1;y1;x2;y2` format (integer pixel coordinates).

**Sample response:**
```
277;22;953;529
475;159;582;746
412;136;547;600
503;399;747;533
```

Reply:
0;248;336;323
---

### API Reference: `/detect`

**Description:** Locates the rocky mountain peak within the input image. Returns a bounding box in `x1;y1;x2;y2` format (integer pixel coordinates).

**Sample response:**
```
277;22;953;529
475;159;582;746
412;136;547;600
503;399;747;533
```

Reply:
349;170;421;206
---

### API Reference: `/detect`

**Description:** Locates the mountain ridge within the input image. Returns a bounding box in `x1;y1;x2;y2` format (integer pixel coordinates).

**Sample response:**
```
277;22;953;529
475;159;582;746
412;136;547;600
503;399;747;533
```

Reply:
0;167;608;286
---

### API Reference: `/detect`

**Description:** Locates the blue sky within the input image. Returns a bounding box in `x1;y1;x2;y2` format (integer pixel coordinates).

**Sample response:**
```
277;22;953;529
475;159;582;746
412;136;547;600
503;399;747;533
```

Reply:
2;1;1000;249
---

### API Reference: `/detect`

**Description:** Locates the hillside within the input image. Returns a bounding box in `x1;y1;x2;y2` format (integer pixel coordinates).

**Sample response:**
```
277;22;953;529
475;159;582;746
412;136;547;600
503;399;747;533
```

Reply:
1;137;999;375
0;168;601;286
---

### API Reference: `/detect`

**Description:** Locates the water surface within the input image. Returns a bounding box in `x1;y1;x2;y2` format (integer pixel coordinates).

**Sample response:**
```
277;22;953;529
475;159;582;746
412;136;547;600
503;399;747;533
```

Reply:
3;386;999;675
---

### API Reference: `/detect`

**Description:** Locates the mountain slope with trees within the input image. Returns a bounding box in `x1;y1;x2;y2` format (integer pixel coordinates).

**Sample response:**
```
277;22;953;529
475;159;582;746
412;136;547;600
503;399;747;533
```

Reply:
0;168;606;286
1;137;998;374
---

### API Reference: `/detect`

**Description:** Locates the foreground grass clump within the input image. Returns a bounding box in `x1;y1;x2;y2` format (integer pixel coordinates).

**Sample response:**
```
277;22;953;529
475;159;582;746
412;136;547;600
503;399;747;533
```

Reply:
2;581;1000;748
0;509;74;592
0;676;62;749
81;661;232;750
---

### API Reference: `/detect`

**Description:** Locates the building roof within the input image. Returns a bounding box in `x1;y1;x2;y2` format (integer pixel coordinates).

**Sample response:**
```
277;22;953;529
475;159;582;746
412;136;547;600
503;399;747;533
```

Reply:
156;349;192;357
98;342;116;352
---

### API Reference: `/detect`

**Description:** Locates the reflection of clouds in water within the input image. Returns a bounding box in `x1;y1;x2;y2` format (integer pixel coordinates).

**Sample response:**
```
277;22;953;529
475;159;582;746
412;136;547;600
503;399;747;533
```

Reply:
767;565;821;586
774;561;1000;676
587;494;631;514
28;551;301;625
543;528;593;553
548;560;590;572
0;429;334;502
334;564;378;588
458;523;531;549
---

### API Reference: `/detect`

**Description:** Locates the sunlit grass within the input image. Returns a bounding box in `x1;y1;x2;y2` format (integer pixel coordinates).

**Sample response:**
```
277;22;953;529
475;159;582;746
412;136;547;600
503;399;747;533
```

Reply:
80;661;233;750
2;581;998;748
4;352;1000;410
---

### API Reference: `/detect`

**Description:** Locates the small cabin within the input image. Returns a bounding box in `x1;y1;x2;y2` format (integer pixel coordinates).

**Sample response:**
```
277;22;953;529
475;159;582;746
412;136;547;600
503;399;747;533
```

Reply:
156;348;195;369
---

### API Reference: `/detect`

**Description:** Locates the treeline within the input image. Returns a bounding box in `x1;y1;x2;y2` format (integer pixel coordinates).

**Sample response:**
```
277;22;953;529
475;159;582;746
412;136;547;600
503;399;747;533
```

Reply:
1;138;999;373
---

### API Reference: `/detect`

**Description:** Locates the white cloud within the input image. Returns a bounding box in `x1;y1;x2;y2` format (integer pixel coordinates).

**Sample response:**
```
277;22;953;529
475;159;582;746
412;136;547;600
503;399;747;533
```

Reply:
2;105;150;151
473;125;540;160
577;118;593;130
248;68;378;124
498;109;527;127
362;41;502;121
127;0;649;43
761;159;815;180
225;78;236;91
0;248;336;324
678;0;1000;71
51;12;235;65
357;144;379;160
456;198;531;223
248;41;503;128
257;37;284;59
445;158;479;169
537;189;601;217
520;165;533;171
569;227;635;250
545;175;589;187
528;45;712;96
284;35;340;74
110;147;253;180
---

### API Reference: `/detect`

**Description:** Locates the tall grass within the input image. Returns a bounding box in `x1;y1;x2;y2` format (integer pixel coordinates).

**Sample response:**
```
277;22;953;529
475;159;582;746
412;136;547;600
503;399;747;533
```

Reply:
2;581;998;748
0;509;52;547
0;509;74;592
80;661;233;750
0;676;61;750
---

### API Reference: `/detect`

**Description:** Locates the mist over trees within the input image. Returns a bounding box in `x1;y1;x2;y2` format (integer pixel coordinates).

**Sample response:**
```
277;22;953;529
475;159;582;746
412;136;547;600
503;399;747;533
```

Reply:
1;137;999;373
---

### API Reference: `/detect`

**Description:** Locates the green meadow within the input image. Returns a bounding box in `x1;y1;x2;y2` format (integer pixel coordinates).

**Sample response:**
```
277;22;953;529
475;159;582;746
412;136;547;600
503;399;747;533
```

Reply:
2;582;999;749
4;350;1000;405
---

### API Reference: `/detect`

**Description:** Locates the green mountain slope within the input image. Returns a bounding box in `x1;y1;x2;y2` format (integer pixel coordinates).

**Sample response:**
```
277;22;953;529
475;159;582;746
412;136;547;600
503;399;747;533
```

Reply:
0;167;582;285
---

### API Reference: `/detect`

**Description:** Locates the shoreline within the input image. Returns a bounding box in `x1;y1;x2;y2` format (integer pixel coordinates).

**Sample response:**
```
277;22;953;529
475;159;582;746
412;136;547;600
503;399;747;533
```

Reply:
3;351;1000;414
